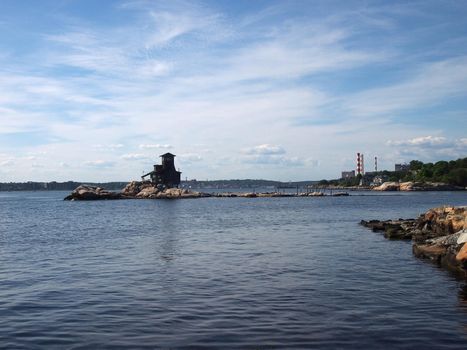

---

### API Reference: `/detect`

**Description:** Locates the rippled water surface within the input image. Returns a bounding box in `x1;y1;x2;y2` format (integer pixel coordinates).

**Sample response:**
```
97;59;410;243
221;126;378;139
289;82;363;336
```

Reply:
1;191;467;349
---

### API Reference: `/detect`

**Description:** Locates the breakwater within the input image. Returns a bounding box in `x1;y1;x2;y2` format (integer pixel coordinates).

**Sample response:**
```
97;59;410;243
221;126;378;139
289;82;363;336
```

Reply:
64;183;349;200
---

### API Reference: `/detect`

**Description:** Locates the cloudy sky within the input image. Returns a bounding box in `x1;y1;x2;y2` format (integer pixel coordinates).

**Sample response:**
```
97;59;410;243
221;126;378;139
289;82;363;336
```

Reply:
1;0;466;182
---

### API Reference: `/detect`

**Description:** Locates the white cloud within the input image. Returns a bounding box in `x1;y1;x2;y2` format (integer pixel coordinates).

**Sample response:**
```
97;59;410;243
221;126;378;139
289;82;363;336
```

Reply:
0;159;14;167
84;160;115;168
243;144;286;155
93;144;125;150
243;154;304;167
345;57;467;117
387;136;450;147
0;1;465;181
179;153;202;162
387;135;467;162
139;144;172;149
121;153;148;160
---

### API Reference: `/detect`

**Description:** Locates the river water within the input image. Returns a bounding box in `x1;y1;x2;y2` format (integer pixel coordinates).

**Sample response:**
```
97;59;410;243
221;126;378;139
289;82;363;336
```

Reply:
0;191;466;349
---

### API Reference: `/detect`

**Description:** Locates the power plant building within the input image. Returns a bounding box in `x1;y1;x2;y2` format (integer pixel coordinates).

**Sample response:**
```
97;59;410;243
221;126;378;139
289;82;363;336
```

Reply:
341;170;356;179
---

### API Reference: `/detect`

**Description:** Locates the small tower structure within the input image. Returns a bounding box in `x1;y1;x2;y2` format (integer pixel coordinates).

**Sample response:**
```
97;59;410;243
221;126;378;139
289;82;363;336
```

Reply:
361;154;364;175
142;153;182;188
356;153;362;176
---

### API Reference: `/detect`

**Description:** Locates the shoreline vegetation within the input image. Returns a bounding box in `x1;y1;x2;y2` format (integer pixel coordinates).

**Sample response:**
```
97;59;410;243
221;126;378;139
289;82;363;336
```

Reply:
361;206;467;279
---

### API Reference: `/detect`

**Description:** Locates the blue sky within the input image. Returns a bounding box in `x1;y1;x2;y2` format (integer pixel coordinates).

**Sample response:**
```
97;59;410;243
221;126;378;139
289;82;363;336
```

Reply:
0;0;466;182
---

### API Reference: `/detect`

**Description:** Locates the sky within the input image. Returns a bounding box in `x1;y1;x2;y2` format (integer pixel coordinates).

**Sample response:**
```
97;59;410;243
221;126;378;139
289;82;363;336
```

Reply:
0;0;466;182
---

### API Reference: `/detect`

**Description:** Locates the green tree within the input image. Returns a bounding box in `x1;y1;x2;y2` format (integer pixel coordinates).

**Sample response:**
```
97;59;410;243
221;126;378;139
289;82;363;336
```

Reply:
409;160;424;171
445;168;467;187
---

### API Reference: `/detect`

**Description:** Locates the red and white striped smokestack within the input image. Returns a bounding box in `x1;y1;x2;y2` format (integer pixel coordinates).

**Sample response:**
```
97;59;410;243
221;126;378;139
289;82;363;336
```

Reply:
361;154;364;175
357;153;361;175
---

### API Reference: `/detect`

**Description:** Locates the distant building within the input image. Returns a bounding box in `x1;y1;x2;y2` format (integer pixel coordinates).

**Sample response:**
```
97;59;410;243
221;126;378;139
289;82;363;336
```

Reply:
341;170;356;179
142;153;181;188
371;174;388;186
395;163;410;172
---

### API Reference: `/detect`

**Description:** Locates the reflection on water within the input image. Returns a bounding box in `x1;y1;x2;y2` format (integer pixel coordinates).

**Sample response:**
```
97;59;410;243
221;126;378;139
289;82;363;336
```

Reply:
458;283;467;309
457;283;467;334
158;211;180;262
1;191;467;348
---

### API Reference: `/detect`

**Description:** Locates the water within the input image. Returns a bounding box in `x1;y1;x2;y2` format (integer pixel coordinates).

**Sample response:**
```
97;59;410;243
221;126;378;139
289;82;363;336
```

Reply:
1;191;466;349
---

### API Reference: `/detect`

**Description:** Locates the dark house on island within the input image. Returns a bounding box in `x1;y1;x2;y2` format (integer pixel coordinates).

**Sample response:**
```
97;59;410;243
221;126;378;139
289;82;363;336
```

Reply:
142;153;181;188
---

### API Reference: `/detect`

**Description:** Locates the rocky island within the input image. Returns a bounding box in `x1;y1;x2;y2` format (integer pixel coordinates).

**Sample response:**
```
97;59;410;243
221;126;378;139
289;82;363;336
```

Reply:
64;182;350;200
64;182;211;200
361;206;467;278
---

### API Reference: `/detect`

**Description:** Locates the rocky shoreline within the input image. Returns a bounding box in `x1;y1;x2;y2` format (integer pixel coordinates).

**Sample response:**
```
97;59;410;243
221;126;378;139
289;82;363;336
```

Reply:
372;181;463;191
361;206;467;278
64;182;350;200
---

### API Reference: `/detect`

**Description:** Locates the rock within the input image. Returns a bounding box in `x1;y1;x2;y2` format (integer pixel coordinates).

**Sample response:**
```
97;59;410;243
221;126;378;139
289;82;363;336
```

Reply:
121;181;152;197
417;206;467;237
457;230;467;245
65;182;212;200
425;230;465;246
373;182;400;191
412;244;447;263
257;192;294;197
152;188;211;199
360;219;416;239
64;185;122;200
215;193;238;197
136;186;159;198
456;244;467;263
308;191;325;196
362;207;467;277
373;181;462;191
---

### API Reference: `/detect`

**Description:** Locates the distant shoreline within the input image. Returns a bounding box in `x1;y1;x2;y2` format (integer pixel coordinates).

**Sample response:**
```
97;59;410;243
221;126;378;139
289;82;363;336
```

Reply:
1;180;464;192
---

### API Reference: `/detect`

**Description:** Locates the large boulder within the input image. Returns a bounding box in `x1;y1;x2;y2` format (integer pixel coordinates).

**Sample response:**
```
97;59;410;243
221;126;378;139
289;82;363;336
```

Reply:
373;182;400;191
416;206;467;238
456;243;467;263
121;181;153;197
136;186;160;199
64;185;122;200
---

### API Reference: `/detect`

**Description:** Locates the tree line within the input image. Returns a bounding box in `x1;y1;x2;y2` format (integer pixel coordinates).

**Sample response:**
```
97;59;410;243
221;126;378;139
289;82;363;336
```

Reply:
403;158;467;186
320;157;467;187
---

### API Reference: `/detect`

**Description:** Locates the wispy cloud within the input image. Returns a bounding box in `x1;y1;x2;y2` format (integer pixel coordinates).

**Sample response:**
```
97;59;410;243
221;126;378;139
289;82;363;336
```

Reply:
121;153;149;160
139;144;172;149
387;136;450;147
387;135;467;161
84;160;115;168
243;155;305;167
243;144;286;155
1;1;466;181
344;57;467;117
